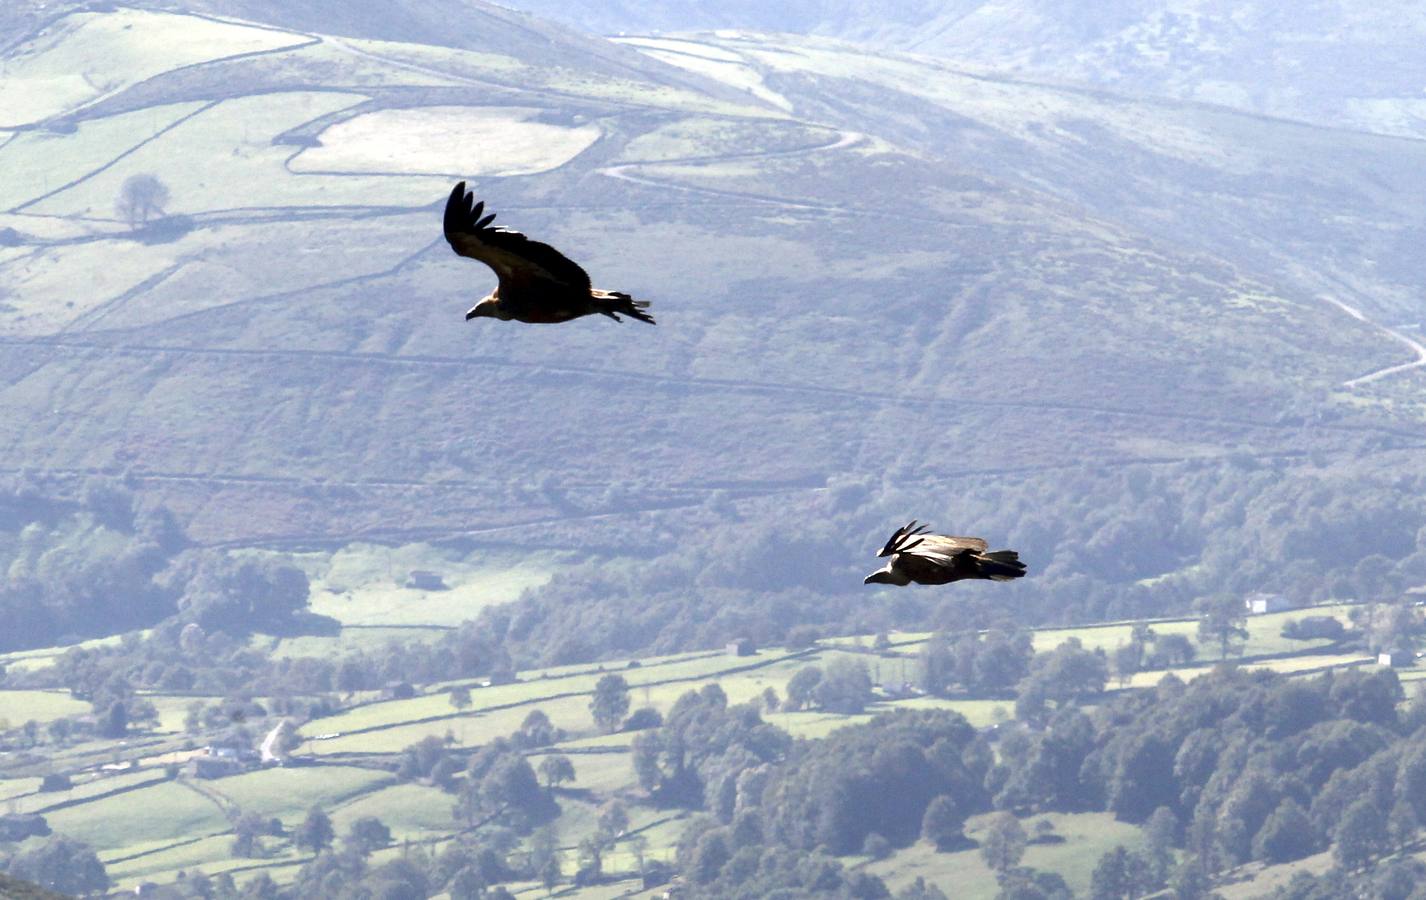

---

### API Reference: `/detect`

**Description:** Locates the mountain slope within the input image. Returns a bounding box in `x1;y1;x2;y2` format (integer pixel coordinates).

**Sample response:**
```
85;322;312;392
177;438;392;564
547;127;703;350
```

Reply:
499;0;1426;139
2;5;1426;639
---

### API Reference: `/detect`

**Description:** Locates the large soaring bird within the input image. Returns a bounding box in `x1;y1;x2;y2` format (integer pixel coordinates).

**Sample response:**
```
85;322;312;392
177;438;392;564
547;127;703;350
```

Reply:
864;521;1026;587
442;182;654;325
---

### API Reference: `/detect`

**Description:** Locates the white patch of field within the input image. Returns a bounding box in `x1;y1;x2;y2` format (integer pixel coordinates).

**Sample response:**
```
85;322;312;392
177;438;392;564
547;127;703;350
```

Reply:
0;102;208;211
618;41;792;112
618;38;746;63
0;9;308;128
298;543;561;628
292;106;601;177
30;92;449;217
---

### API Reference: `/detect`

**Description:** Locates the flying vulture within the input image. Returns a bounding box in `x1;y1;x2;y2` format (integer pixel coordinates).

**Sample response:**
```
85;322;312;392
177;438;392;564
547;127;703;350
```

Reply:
442;182;654;325
864;520;1026;587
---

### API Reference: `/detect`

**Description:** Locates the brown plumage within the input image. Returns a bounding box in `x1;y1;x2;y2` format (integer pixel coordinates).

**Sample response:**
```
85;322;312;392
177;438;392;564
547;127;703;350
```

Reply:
864;520;1026;587
442;181;654;325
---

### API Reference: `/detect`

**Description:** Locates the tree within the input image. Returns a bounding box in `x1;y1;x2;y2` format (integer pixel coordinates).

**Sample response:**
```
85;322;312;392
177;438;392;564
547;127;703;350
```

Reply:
896;878;949;900
517;709;563;746
1388;797;1419;850
994;866;1073;900
589;674;631;733
1015;640;1108;724
5;835;108;896
230;811;268;858
576;835;604;882
293;807;335;854
1147;633;1196;667
981;813;1028;874
1252;798;1315;864
761;686;780;712
481;754;543;813
1196;593;1248;659
116;173;170;230
597;800;629;843
345;816;392;856
921;794;966;851
100;699;128;738
529;824;560;891
623;706;662;731
1143;806;1178;882
1090;846;1132;900
449;685;472;713
786;665;823;710
919;632;954;695
538;753;576;789
814;656;874;714
1334;797;1388;871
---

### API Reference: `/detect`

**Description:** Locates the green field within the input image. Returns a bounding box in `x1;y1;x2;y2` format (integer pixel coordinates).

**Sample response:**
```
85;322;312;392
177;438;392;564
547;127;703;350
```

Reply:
44;780;230;855
0;689;91;727
205;766;392;824
865;811;1148;899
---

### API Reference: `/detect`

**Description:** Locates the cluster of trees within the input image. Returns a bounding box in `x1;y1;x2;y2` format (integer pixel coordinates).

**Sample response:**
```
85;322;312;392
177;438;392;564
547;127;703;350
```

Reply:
452;458;1426;670
631;683;790;811
784;657;874;713
0;480;318;656
1;835;107;896
0;481;185;651
916;629;1035;697
646;707;1057;898
991;664;1426;894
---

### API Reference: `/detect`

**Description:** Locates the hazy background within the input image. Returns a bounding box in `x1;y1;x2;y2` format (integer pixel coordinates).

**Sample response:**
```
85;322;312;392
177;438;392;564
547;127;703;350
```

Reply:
2;0;1426;658
6;3;1426;898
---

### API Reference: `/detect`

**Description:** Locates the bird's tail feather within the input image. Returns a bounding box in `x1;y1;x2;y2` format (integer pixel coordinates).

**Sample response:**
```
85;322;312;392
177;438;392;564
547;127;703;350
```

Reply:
980;550;1027;581
594;290;655;325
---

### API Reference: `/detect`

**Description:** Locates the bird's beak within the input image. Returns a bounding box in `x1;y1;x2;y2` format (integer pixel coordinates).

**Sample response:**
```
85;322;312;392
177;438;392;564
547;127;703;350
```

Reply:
464;306;481;320
863;572;881;585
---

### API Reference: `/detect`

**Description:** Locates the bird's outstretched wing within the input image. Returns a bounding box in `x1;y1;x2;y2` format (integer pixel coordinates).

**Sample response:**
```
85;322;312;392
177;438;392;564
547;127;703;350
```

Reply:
442;182;592;292
878;521;987;557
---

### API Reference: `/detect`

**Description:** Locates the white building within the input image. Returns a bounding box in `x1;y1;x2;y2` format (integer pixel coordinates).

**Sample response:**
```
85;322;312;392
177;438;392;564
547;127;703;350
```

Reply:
1245;593;1291;615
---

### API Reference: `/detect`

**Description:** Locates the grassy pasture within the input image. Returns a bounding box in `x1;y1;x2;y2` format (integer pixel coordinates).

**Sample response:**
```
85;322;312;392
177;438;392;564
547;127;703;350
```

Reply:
205;766;391;824
44;780;230;854
31;91;448;217
326;781;455;840
0;9;306;128
0;777;41;804
0;101;207;211
528;751;633;794
296;543;562;629
107;833;244;885
94;213;434;332
865;811;1147;899
0;689;90;726
9;770;162;816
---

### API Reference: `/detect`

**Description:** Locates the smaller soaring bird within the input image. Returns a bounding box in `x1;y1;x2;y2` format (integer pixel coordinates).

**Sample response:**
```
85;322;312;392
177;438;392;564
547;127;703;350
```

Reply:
442;182;654;325
864;520;1026;587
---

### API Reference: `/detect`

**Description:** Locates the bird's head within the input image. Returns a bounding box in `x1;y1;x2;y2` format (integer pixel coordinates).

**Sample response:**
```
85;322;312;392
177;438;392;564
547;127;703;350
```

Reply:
465;296;501;321
863;566;904;586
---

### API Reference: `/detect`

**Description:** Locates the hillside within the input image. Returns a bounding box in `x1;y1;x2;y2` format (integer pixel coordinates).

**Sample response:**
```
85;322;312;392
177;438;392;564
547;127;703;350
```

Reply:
1;3;1426;658
500;0;1426;139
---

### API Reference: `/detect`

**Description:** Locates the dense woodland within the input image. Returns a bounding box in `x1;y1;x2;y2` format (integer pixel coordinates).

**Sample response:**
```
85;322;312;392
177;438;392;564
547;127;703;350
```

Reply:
6;453;1426;665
